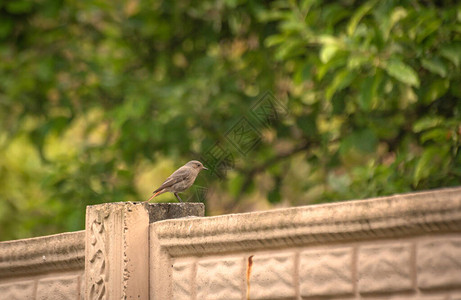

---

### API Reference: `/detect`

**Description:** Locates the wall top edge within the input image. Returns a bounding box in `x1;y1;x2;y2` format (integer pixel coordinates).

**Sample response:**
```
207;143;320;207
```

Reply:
151;187;461;255
0;230;85;278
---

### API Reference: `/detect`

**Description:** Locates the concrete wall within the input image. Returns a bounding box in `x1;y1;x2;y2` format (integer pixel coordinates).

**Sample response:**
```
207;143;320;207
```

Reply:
1;187;460;299
150;188;461;300
0;231;85;299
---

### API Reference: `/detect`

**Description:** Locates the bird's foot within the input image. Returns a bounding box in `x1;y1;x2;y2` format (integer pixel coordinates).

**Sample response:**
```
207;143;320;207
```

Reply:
174;193;183;203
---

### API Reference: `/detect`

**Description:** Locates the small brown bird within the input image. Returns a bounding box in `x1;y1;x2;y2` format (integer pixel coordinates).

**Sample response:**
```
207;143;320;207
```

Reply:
146;160;208;202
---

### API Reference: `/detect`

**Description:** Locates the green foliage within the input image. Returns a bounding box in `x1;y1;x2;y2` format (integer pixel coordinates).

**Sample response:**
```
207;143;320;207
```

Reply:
0;0;460;239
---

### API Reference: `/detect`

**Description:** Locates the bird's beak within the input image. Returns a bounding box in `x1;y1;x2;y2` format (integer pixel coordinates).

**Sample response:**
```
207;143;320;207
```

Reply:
203;166;208;170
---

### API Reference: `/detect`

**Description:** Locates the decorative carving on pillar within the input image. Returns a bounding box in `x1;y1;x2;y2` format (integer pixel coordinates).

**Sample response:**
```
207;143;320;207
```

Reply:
88;210;110;300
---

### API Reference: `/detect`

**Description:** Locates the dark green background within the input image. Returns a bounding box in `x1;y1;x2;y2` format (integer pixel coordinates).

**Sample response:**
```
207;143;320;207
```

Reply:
1;0;460;240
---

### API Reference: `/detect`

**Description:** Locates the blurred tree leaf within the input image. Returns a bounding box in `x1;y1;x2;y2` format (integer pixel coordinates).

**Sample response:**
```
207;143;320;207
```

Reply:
0;0;460;240
383;59;420;87
440;43;461;67
414;146;449;186
422;58;447;78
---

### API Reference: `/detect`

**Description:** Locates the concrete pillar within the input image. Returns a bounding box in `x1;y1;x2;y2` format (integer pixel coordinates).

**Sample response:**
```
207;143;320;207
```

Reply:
84;202;204;299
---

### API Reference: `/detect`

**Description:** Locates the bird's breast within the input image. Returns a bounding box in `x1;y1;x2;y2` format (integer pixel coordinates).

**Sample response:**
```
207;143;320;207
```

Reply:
173;178;194;192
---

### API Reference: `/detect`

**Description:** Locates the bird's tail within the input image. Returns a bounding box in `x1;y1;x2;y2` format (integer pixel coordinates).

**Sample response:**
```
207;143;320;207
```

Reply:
146;190;162;202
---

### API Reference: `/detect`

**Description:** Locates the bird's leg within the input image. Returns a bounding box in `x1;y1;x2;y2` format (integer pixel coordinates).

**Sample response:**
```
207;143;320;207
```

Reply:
174;193;183;203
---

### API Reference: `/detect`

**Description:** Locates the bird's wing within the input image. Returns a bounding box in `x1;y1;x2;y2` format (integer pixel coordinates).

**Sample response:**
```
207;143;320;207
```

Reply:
153;166;191;193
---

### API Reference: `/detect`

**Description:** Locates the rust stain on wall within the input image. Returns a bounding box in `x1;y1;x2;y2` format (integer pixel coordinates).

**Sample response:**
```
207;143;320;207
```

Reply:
246;255;254;300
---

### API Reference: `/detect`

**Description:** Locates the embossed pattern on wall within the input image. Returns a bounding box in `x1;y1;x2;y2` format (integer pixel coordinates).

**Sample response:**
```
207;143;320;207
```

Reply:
152;187;461;300
168;235;461;300
0;230;85;300
0;272;84;300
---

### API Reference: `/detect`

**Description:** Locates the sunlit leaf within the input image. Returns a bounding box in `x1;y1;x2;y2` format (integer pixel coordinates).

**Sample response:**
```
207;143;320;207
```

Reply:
320;44;339;63
413;116;445;133
347;0;377;36
380;7;407;41
421;128;449;144
421;58;447;78
383;59;420;87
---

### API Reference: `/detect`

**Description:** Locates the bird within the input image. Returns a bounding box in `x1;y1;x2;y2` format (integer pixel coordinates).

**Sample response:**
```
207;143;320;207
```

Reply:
146;160;208;202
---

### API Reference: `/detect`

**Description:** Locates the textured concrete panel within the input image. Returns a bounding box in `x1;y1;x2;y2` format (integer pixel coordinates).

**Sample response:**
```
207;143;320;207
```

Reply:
37;275;80;300
152;188;461;258
451;293;461;300
249;252;296;299
0;231;84;279
172;261;194;300
359;243;413;293
196;257;244;300
418;238;461;289
300;247;353;297
79;273;84;300
0;280;35;300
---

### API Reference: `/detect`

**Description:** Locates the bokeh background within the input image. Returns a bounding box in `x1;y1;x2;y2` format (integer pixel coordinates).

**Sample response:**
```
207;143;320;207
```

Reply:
1;0;460;240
